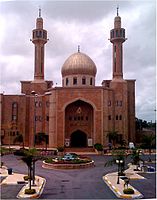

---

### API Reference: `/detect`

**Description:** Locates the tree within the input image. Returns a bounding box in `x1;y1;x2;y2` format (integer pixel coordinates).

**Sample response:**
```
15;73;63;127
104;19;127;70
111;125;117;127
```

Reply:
131;149;144;170
94;143;103;151
104;149;127;175
141;133;155;162
118;139;126;148
35;132;49;150
107;131;118;148
135;118;143;131
21;148;39;189
13;134;24;148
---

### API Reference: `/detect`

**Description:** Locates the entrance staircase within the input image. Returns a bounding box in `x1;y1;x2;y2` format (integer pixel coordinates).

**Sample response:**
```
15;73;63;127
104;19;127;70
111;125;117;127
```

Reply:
65;147;96;155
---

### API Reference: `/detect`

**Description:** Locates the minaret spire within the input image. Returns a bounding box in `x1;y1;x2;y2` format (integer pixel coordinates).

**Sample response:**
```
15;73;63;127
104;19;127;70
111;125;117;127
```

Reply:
32;10;48;80
110;9;126;80
117;5;119;16
78;45;80;53
39;7;41;18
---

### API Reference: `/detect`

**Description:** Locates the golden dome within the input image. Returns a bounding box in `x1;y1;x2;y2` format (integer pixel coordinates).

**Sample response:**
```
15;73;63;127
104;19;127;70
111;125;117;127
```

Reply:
61;52;97;77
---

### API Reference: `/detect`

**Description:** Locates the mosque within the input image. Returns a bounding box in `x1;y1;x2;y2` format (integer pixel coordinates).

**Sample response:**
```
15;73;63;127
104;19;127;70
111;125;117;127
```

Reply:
0;9;136;149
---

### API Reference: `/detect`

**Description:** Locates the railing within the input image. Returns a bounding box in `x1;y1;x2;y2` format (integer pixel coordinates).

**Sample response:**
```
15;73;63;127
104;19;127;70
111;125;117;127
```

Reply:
103;149;157;154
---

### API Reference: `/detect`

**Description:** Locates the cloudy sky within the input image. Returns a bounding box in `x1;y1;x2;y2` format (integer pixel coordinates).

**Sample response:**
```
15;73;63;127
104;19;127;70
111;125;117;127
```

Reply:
0;0;156;122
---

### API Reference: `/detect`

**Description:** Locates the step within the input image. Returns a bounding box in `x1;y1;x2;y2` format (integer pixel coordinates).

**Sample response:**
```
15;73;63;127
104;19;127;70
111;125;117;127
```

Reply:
65;147;96;154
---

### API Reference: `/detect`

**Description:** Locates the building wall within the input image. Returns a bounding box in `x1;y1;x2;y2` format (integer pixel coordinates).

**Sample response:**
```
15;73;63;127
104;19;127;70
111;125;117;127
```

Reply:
1;94;26;145
126;80;136;142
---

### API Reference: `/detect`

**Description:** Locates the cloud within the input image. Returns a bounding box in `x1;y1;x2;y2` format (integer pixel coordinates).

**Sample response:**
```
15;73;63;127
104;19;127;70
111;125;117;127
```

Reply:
0;0;156;122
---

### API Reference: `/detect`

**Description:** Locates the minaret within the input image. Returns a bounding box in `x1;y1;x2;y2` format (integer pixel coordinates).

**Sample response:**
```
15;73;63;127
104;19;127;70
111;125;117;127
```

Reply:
110;7;126;79
32;9;48;80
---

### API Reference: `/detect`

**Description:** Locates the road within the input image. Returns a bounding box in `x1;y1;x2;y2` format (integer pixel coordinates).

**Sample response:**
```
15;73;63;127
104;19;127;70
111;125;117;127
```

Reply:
1;154;156;199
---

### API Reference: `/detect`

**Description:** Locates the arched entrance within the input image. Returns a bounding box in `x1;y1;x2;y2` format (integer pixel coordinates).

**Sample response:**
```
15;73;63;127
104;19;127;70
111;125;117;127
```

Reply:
71;130;87;147
65;99;94;148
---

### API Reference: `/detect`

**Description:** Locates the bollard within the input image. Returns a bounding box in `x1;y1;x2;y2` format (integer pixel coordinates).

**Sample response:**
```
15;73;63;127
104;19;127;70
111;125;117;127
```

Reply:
7;168;12;175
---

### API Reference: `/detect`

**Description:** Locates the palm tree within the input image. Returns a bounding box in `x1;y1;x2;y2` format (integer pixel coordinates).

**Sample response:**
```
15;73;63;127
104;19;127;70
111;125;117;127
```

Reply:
118;139;126;148
21;148;39;188
141;133;155;162
13;134;24;149
22;154;33;190
131;148;144;171
104;149;127;175
107;131;118;148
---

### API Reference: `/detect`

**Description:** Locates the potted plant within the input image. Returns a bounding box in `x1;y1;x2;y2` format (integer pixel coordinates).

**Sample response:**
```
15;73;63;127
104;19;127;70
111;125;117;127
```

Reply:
123;188;134;194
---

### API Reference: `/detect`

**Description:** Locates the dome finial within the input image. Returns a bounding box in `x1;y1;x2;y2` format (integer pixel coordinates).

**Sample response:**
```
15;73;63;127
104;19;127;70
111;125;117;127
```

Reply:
117;5;119;16
78;45;80;53
39;6;41;18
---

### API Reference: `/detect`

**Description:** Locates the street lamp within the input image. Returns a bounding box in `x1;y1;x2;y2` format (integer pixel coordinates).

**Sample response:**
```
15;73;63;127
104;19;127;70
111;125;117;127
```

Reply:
116;159;123;184
30;90;51;185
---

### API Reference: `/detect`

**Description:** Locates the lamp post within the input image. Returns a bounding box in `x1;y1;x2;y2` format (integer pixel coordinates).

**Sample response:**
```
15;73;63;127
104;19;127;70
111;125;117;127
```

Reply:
116;159;123;184
30;91;51;185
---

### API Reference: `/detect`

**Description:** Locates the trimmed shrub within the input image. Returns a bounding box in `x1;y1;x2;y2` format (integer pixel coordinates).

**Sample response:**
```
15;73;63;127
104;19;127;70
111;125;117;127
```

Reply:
24;189;36;194
45;157;92;164
57;147;64;152
0;161;3;168
23;175;30;181
123;188;134;194
45;158;54;163
118;172;125;176
94;143;103;151
13;149;25;156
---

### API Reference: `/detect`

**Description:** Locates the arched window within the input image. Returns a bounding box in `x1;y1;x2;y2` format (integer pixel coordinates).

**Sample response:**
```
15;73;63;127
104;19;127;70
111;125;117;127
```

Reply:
33;31;35;38
116;30;118;37
90;78;93;85
12;102;17;108
82;77;86;85
108;115;111;120
39;102;42;107
123;29;125;38
73;77;77;85
43;31;47;39
66;78;69;86
12;102;18;121
36;31;40;37
120;29;122;37
39;31;42;37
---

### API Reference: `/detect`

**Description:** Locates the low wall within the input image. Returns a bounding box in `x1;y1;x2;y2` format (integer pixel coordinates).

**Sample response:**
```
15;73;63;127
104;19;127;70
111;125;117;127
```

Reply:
42;160;95;169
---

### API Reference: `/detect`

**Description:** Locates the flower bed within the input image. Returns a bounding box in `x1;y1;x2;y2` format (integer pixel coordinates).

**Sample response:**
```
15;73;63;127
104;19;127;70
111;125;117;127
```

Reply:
42;155;95;169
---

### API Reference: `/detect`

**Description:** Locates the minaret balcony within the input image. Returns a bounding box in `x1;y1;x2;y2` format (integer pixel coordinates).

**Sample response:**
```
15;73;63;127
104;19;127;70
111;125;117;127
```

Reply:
32;29;47;40
110;37;126;43
32;38;48;45
110;28;126;43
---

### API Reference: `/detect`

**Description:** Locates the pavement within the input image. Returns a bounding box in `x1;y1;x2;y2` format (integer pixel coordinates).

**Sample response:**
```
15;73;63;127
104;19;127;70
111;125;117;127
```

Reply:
0;166;46;199
0;156;156;199
102;164;155;199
